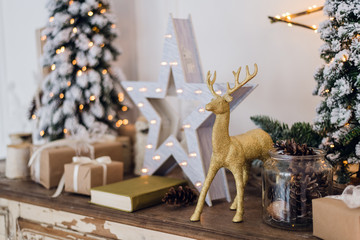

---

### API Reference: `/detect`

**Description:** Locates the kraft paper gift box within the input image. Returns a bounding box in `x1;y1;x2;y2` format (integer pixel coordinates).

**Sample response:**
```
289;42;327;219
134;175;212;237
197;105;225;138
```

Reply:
312;198;360;240
64;161;123;195
30;138;132;189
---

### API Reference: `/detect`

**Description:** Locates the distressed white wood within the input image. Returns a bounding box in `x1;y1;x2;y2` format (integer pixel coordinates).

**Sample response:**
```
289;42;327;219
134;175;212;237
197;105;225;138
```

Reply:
123;15;257;206
0;198;193;240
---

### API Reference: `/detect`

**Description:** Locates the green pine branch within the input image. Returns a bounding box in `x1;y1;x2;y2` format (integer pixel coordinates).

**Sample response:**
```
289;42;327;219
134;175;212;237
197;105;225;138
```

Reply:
250;115;322;147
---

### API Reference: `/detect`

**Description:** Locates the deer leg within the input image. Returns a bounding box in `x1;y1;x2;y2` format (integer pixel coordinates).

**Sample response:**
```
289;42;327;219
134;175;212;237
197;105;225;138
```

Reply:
190;162;220;222
232;170;245;223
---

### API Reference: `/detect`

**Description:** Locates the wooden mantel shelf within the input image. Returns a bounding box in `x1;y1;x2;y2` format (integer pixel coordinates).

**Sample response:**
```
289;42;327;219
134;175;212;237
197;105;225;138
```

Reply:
0;173;315;240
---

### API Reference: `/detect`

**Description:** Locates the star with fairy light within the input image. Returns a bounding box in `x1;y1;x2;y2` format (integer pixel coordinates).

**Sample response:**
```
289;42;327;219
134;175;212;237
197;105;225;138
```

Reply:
122;15;256;206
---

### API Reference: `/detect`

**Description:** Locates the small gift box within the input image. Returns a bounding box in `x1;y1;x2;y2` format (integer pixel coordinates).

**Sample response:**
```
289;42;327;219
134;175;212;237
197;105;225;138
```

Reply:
312;186;360;240
29;137;131;189
64;156;123;196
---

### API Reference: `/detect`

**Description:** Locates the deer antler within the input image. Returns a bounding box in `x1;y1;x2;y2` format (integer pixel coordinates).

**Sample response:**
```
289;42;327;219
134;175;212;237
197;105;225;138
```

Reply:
206;71;220;98
226;63;258;96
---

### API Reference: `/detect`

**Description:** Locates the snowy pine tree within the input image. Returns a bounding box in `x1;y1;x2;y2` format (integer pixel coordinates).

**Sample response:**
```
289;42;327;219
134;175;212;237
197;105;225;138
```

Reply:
313;0;360;183
35;0;129;141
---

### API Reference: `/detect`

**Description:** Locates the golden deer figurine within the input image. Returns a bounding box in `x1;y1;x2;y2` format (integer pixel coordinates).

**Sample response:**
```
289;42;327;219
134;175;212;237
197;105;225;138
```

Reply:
190;64;273;223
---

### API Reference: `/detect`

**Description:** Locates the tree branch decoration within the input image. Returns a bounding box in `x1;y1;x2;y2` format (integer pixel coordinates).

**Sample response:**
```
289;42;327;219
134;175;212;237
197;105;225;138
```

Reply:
268;5;324;31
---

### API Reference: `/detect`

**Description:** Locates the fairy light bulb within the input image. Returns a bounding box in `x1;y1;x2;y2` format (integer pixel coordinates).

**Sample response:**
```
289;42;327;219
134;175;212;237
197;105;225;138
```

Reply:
176;89;183;94
195;182;202;187
40;130;45;137
194;90;202;94
325;89;330;93
73;27;77;33
155;88;162;93
275;15;281;19
164;34;172;38
169;62;178;66
70;18;75;24
82;66;87;71
341;55;348;62
330;144;335;148
166;142;174;147
189;152;197;157
121;106;128;112
160;62;167;66
31;114;36;120
137;102;144;107
68;0;73;5
72;59;77;65
67;81;71;87
56;49;61;54
102;69;107;75
183;124;191;129
49;92;54;97
126;87;133;92
146;144;153;149
41;35;47;41
108;115;113;120
51;64;56;71
98;3;102;7
100;43;105;48
63;128;68;134
123;119;129;125
153;155;161;161
118;93;124;102
88;11;93;16
179;161;188;167
100;9;106;14
79;104;84;110
150;120;156;124
287;23;293;27
139;87;147;92
49;16;54;22
198;108;205;113
111;24;116;29
116;120;123;127
141;168;149;174
216;90;222;95
89;95;96;101
92;26;99;32
59;93;64;99
88;41;94;47
77;70;82;76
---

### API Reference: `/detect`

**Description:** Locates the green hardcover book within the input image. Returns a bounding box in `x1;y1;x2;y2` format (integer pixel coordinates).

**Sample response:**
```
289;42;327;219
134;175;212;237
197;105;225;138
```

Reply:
90;175;187;212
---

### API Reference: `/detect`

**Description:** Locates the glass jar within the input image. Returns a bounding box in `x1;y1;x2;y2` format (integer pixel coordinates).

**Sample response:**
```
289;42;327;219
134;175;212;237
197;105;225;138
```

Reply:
262;149;332;231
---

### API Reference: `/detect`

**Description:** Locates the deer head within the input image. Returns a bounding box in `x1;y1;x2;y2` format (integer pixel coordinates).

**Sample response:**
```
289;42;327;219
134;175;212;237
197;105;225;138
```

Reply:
205;64;258;114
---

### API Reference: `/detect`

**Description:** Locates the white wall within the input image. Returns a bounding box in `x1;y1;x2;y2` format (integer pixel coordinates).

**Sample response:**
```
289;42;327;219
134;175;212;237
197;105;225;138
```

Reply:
134;0;326;136
0;0;326;157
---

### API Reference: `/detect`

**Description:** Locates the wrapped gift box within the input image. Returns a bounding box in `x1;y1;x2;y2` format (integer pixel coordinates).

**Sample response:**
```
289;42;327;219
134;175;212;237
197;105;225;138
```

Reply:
312;198;360;240
30;137;131;189
64;161;123;195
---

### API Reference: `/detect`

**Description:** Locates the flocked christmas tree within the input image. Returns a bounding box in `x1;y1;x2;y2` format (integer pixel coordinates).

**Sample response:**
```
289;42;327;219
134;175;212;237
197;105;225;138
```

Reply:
32;0;129;141
313;0;360;183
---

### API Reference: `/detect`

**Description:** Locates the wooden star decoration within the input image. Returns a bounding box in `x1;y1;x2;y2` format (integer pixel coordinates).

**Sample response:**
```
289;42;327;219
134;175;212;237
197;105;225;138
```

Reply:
123;15;257;206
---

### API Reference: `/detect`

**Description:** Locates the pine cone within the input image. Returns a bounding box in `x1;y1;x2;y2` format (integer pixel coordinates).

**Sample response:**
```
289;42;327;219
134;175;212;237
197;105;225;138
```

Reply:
275;139;315;156
162;186;197;207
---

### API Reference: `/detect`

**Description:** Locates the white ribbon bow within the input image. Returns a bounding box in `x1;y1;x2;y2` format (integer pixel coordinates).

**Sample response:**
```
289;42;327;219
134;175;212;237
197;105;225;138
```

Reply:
52;156;112;198
327;185;360;209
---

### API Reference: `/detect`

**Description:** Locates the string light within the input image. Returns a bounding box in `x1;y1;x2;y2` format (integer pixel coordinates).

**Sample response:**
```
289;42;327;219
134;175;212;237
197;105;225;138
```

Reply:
195;182;202;187
189;152;197;157
139;87;147;92
40;130;45;137
183;124;191;129
325;89;330;93
165;142;174;147
146;144;153;149
67;81;71;87
150;120;156;124
122;106;128;111
49;16;54;22
51;64;56;71
98;3;102;7
155;88;162;93
100;43;105;48
100;9;106;14
59;93;64;99
31;114;36;120
160;62;168;66
88;11;93;16
179;161;188;167
108;115;113;120
152;155;161;161
72;59;77;65
141;168;149;174
77;70;82;76
123;119;129;125
63;128;68;134
194;90;202;94
82;66;87;71
41;35;47;41
330;144;335;148
88;41;94;47
216;90;222;95
287;23;293;27
198;108;205;113
56;49;61;54
169;62;178;66
68;0;73;5
164;34;172;38
89;95;96;101
79;104;84;110
49;92;54;97
116;120;123;127
92;26;99;32
176;89;183;94
137;102;144;107
111;24;116;29
70;18;75;24
341;55;348;62
343;160;348;165
102;69;107;75
118;93;124;102
126;87;133;92
73;27;77;33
